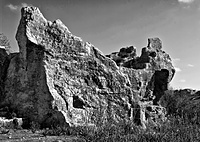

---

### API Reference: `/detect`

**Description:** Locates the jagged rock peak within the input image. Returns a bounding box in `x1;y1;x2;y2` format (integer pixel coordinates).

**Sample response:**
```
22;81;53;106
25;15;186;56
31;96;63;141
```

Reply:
147;37;162;50
16;6;90;61
17;6;71;45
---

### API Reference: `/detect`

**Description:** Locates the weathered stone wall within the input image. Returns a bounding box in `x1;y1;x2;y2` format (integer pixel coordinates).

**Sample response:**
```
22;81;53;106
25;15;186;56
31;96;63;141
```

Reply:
0;6;175;128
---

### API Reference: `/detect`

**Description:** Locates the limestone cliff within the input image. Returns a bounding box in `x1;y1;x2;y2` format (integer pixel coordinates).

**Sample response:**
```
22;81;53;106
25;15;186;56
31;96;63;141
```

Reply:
0;6;175;128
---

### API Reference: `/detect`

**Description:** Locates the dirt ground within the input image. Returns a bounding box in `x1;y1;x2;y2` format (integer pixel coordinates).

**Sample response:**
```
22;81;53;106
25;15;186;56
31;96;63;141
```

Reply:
0;129;85;142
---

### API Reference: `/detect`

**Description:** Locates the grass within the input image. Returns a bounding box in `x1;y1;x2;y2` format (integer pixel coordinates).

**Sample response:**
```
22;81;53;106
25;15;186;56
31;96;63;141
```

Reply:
40;113;200;142
24;90;200;141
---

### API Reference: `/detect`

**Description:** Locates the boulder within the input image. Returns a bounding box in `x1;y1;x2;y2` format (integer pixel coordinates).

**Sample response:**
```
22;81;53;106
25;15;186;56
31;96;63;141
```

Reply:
1;6;175;128
106;46;137;66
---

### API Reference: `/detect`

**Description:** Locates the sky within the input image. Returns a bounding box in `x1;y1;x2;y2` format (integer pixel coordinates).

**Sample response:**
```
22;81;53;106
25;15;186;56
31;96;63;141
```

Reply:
0;0;200;90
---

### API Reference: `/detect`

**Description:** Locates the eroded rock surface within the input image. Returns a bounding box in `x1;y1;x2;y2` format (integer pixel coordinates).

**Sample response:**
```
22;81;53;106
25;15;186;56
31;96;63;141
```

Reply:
0;6;175;128
107;38;175;105
0;34;10;102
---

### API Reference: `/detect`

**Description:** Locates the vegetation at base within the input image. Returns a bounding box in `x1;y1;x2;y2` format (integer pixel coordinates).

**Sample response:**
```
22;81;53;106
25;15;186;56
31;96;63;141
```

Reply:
28;90;200;141
41;114;200;142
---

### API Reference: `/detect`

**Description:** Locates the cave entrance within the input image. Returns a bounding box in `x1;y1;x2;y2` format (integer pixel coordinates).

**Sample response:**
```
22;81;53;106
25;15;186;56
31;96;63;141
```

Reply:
73;96;85;109
153;69;169;105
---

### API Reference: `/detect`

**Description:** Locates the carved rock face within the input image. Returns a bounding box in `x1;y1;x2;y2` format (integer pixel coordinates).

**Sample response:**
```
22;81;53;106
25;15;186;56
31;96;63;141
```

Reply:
1;6;175;128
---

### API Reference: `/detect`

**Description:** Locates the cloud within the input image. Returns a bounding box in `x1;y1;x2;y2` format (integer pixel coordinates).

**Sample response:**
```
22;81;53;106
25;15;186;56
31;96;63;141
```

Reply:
172;58;181;72
6;3;31;11
174;67;182;72
172;58;180;65
172;58;180;61
21;3;29;7
6;4;18;11
178;0;195;4
179;79;186;83
187;64;194;67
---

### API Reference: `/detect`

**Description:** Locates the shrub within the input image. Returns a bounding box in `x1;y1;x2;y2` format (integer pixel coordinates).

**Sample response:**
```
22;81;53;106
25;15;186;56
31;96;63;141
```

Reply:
41;113;200;142
42;88;200;141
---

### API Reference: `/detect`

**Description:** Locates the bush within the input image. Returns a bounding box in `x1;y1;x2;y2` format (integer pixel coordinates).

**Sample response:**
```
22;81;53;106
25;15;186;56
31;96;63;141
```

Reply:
41;114;200;142
42;89;200;141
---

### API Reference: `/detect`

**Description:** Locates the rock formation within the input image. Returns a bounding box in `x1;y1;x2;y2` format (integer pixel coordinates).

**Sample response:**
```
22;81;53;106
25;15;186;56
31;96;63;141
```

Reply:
0;6;175;128
0;34;10;102
107;38;175;105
